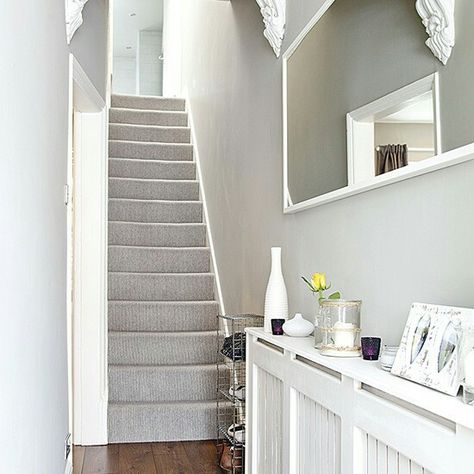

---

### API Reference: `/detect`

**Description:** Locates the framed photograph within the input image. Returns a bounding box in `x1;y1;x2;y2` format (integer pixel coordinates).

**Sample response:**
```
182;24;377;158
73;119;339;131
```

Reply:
391;303;474;396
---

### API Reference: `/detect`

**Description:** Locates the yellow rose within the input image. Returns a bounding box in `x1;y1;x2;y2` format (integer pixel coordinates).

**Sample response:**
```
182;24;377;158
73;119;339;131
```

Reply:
312;273;327;291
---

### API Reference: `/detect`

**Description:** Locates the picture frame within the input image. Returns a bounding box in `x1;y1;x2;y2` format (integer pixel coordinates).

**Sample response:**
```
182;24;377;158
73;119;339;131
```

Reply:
391;302;474;396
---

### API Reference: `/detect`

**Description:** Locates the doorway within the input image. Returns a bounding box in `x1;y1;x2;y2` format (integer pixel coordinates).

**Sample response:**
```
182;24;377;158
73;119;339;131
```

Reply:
112;0;164;96
67;54;108;454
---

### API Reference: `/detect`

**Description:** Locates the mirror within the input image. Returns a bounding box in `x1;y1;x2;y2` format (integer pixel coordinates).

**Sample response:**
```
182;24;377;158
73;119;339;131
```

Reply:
283;0;474;212
347;74;440;184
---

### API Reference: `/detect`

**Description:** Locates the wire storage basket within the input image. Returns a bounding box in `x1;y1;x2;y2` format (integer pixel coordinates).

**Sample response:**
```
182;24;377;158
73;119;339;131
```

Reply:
217;314;263;473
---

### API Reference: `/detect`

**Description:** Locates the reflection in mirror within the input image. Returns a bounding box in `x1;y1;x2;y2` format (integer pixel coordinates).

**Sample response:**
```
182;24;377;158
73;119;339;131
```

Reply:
348;74;440;184
283;0;474;213
375;91;435;173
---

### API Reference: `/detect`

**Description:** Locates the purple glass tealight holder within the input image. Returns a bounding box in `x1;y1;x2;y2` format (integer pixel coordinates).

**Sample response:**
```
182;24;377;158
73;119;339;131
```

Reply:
361;337;382;361
271;319;285;336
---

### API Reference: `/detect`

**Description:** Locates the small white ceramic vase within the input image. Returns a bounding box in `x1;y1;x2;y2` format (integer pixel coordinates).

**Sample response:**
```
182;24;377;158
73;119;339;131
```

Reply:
264;247;288;333
283;313;314;337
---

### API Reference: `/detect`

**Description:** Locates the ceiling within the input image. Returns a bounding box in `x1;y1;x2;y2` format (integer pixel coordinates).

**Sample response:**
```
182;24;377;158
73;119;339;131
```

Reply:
379;92;434;124
113;0;163;57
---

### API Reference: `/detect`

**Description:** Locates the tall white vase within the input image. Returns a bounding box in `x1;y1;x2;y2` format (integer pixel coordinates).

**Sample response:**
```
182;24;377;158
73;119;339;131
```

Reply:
264;247;289;333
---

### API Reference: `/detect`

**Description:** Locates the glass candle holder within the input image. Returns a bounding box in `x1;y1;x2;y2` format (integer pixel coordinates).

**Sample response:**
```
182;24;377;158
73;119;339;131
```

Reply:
462;383;474;406
380;345;399;371
271;319;285;336
317;300;362;358
361;337;382;361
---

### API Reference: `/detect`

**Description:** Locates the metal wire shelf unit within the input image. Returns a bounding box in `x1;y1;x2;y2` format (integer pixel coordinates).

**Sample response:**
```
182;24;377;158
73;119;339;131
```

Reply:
216;314;263;474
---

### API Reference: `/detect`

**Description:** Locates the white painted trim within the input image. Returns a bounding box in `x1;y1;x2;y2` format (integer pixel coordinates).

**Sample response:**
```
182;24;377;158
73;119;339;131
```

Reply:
347;73;441;185
68;54;108;446
184;94;226;315
106;0;114;108
284;143;474;213
64;454;73;474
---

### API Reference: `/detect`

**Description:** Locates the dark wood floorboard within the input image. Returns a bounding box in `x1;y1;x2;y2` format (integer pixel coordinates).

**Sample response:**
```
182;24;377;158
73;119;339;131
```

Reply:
73;445;85;474
74;441;219;474
81;444;120;474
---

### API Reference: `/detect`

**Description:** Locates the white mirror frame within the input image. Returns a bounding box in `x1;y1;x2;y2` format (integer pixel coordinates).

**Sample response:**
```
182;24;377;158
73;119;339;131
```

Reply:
347;73;442;186
283;1;471;214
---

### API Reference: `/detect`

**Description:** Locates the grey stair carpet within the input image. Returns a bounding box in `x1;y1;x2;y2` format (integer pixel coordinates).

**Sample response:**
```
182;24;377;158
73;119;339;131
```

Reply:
108;401;215;443
108;331;217;365
109;140;193;161
109;108;188;127
108;246;211;273
108;222;207;247
111;94;186;111
109;158;196;180
109;364;217;402
109;178;199;201
108;301;218;332
108;94;218;443
109;124;191;143
109;199;203;223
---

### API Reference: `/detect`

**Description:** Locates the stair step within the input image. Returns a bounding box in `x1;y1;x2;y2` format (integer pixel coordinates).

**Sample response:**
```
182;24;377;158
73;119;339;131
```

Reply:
111;94;186;112
108;401;215;443
109;178;199;201
108;199;203;223
108;273;215;301
108;246;211;273
108;222;207;247
109;124;191;144
109;141;193;161
109;158;196;180
108;301;218;332
108;331;217;365
108;364;217;402
109;108;188;127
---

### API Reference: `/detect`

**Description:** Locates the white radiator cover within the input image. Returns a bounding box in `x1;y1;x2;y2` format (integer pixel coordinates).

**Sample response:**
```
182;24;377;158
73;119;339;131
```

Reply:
246;329;474;474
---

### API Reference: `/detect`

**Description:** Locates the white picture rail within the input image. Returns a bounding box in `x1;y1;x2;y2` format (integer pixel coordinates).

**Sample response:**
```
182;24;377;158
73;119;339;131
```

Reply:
255;0;286;58
65;0;89;44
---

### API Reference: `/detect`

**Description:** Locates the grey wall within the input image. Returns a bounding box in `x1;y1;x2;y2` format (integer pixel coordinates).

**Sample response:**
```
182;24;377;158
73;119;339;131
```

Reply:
167;0;474;347
287;0;474;205
0;1;107;472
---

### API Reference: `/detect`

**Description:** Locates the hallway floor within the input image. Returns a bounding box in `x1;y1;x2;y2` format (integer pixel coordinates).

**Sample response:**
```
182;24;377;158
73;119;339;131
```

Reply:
73;440;220;473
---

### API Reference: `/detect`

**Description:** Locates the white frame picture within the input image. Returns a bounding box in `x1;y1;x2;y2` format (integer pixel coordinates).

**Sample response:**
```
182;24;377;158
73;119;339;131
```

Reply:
391;302;474;396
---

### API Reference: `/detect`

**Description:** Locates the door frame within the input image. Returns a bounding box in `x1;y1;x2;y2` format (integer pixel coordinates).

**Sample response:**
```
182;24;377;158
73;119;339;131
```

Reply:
67;54;108;447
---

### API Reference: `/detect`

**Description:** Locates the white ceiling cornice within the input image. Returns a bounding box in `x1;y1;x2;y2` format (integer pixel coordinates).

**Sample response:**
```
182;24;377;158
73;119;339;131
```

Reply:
65;0;89;44
255;0;286;58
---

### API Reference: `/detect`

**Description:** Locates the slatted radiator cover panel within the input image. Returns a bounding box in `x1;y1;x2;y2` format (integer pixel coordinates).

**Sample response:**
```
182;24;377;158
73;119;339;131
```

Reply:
362;432;433;474
256;367;284;474
295;391;341;474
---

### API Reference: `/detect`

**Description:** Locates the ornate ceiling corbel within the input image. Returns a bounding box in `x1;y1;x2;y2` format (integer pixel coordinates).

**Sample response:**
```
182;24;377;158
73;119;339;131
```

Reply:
255;0;286;58
65;0;89;44
416;0;455;65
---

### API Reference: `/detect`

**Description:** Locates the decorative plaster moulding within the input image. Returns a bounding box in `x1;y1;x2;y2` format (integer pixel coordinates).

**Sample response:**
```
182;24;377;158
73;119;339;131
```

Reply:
255;0;286;58
416;0;455;65
65;0;89;44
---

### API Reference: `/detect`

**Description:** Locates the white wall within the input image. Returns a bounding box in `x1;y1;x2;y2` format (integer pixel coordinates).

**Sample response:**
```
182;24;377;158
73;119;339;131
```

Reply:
0;1;108;472
138;30;163;95
165;0;474;346
113;55;137;94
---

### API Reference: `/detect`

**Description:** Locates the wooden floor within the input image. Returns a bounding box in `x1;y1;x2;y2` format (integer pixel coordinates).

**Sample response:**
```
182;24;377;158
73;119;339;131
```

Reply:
73;441;221;474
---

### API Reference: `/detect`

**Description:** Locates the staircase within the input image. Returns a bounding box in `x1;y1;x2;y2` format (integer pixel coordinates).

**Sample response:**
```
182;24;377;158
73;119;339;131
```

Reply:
107;94;218;443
